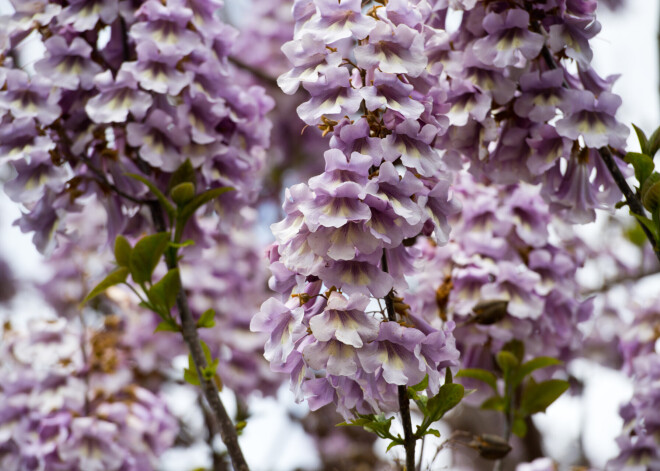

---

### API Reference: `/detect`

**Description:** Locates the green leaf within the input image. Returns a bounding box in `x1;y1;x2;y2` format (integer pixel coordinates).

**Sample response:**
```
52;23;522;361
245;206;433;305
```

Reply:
168;159;196;192
129;232;171;284
126;173;175;222
82;267;129;304
426;383;464;423
511;357;562;389
423;428;441;438
625;152;655;187
445;367;453;384
170;182;196;206
648;125;660;157
631;212;659;241
642;178;660;212
386;440;402;452
169;239;195;249
154;320;180;333
632;123;649;154
114;236;132;267
512;417;528;438
519;379;569;416
177;187;234;228
148;268;181;314
197;308;216;328
183;353;200;386
456;368;498;391
480;396;505;412
183;367;200;386
502;339;525;363
408;374;429;393
496;351;519;380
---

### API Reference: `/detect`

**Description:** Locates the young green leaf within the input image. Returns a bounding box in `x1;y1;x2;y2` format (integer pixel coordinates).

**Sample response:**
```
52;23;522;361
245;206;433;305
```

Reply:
496;351;519;380
632;123;649;154
177;187;233;227
480;396;505;412
625;152;655;187
519;379;569;416
148;268;181;314
126;173;176;222
129;232;171;284
168;159;196;191
648;125;660;157
197;308;216;328
114;235;132;267
511;356;562;389
425;383;464;423
642;178;660;212
408;374;429;393
502;339;525;363
82;267;129;304
456;368;498;391
154;320;181;333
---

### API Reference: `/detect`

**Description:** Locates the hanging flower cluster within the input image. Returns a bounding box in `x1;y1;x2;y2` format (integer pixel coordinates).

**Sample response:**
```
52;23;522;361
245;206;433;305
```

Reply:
253;0;461;418
0;0;273;252
432;0;628;223
408;174;593;368
0;318;178;471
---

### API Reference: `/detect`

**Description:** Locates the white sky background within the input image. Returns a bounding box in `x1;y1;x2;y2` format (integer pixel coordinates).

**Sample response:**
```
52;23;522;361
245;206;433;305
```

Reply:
0;1;659;470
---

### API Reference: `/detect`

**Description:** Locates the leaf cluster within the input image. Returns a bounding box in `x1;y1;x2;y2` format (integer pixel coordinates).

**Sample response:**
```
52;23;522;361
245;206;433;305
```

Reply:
626;124;660;243
456;340;568;439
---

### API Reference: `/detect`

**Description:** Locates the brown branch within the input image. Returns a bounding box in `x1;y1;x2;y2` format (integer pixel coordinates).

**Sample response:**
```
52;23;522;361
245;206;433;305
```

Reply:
149;203;250;471
382;251;416;471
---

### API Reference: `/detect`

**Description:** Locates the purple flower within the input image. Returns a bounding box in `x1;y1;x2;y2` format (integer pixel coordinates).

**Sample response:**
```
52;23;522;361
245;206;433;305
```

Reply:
360;70;425;120
472;9;545;68
251;297;307;365
514;69;565;123
34;37;102;91
308;292;379;348
0;70;61;125
85;69;153;123
60;0;119;31
383;119;444;177
354;23;428;77
278;34;342;95
358;322;427;386
297;66;362;125
547;16;600;67
302;0;376;44
130;0;201;57
556;90;629;149
126;109;190;171
123;41;192;95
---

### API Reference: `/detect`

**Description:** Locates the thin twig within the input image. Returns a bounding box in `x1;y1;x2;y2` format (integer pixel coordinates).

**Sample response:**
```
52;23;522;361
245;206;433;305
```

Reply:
382;250;416;471
149;203;250;471
582;266;660;296
228;56;279;88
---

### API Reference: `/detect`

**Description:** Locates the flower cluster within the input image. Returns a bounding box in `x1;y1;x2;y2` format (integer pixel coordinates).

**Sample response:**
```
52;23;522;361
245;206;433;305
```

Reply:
0;318;178;471
433;0;628;223
409;174;592;369
254;0;461;418
0;0;273;252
